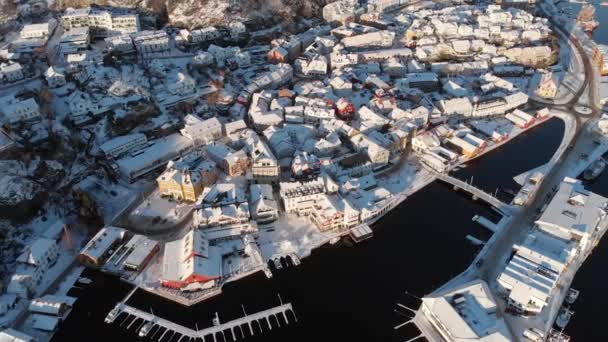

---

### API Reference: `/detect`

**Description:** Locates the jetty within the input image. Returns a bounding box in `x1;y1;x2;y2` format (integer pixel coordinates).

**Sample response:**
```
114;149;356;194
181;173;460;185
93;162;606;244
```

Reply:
107;301;296;341
472;215;499;233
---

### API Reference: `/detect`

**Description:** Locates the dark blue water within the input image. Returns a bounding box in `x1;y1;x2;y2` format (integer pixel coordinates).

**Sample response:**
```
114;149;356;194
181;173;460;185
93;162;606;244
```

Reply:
52;118;565;342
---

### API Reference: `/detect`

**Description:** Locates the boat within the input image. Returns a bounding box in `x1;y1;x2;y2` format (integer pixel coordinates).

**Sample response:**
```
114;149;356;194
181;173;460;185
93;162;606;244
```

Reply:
77;277;93;285
583;159;606;180
555;307;574;329
138;321;153;337
565;288;580;304
104;305;120;324
548;328;571;342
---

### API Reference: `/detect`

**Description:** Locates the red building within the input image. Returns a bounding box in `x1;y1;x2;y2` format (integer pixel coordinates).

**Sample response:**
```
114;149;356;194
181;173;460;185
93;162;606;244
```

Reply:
160;229;221;290
336;98;355;120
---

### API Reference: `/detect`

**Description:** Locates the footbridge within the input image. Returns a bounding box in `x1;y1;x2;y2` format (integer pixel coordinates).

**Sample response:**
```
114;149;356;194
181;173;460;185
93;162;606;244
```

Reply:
434;172;514;216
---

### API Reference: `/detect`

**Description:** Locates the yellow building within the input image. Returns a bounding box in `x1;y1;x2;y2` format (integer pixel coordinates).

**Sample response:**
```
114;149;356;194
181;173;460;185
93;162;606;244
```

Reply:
536;72;558;99
157;168;203;202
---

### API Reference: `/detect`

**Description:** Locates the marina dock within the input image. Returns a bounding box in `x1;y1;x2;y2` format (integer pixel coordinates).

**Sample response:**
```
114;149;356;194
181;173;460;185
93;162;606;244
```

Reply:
472;215;498;233
350;224;373;242
106;299;296;341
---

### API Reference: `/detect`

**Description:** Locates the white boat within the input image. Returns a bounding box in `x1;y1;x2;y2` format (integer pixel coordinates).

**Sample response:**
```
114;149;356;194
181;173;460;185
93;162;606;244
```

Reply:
583;159;606;180
77;277;93;285
104;306;120;324
548;328;571;342
138;321;153;337
555;307;574;329
565;288;580;304
212;312;221;326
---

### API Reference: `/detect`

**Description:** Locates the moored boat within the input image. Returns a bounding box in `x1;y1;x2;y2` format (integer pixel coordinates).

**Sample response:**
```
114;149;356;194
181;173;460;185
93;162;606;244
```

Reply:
583;159;606;180
555;307;574;329
565;288;580;304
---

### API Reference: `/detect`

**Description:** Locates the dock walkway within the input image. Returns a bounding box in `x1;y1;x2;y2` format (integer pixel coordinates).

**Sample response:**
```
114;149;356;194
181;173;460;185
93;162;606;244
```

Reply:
107;300;295;341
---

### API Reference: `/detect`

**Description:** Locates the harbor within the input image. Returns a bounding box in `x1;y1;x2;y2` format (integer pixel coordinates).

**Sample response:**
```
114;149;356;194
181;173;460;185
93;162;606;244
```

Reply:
49;96;574;342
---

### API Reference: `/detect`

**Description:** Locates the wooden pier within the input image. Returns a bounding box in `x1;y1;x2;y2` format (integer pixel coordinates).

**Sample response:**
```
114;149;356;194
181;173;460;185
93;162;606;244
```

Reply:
106;299;296;341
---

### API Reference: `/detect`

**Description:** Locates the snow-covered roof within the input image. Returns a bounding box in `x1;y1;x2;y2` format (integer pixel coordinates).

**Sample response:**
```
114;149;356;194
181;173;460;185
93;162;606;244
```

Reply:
0;328;35;342
79;226;126;262
536;177;608;239
162;229;221;285
100;133;146;154
116;133;193;179
17;238;57;267
31;314;59;331
123;235;159;269
422;280;512;342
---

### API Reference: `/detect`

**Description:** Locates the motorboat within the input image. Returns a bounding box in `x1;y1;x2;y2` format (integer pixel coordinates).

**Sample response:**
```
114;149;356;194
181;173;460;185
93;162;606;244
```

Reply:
565;288;580;304
583;159;605;180
555;307;574;329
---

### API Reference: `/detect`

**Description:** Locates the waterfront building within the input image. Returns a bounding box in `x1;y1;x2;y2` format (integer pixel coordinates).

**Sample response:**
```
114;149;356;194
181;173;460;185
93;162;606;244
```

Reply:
419;151;448;173
161;229;221;290
78;227;126;267
309;194;354;232
497;253;558;315
122;235;160;272
412;131;441;153
447;135;480;158
535;177;608;251
420;279;513;342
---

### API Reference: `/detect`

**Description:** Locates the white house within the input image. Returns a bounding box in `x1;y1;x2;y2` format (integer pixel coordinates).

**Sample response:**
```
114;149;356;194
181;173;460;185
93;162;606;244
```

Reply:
20;23;50;39
133;30;170;54
0;63;24;83
3;98;41;126
44;67;66;88
180;115;223;146
249;183;279;224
